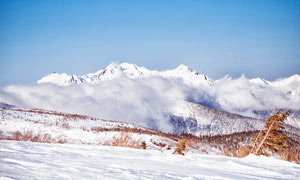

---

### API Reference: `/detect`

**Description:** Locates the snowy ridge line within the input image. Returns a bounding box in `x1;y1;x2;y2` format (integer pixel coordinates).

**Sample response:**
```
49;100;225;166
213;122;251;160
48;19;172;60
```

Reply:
0;107;151;130
37;62;214;86
0;107;177;150
0;107;203;144
37;62;300;90
7;108;94;120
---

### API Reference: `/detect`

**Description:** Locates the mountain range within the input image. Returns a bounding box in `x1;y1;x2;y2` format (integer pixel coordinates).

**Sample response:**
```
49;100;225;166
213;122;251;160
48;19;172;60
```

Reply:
38;62;300;92
37;62;300;112
36;62;300;130
38;62;213;87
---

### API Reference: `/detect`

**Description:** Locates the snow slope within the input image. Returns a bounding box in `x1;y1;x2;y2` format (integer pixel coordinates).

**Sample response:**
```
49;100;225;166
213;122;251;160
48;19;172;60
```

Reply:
1;140;299;180
0;108;175;149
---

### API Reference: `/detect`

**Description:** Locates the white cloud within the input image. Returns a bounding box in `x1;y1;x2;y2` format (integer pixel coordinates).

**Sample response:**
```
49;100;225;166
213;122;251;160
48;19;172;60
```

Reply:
209;75;300;116
0;76;191;132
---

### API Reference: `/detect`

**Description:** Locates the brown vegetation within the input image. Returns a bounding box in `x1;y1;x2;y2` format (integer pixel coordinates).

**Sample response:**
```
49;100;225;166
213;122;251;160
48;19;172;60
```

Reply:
61;122;70;129
280;146;300;164
184;139;200;152
236;146;251;158
173;140;186;155
150;140;166;148
103;132;143;149
141;141;146;149
0;130;67;144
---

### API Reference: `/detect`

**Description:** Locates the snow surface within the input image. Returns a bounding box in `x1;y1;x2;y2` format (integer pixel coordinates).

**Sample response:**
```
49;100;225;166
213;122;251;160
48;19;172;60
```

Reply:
1;140;299;180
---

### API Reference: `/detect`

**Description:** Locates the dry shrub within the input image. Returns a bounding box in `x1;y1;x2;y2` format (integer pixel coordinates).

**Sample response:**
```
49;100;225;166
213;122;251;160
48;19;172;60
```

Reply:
90;126;105;132
57;138;68;144
185;139;200;152
90;126;181;142
1;130;67;144
201;149;208;154
223;147;232;157
150;139;167;148
173;140;186;155
222;147;237;157
280;148;300;164
236;146;251;158
141;141;146;149
61;122;70;129
104;132;142;149
11;130;22;141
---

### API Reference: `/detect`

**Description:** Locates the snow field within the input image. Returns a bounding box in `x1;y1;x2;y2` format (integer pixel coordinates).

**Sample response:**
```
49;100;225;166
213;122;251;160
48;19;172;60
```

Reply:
1;140;299;180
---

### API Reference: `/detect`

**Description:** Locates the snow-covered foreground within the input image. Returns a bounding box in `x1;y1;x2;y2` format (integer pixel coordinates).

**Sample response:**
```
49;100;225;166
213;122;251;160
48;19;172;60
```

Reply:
1;141;299;180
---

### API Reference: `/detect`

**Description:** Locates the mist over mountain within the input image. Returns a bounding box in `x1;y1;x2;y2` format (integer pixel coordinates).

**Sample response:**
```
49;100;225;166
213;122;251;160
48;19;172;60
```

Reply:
0;62;299;133
37;62;300;112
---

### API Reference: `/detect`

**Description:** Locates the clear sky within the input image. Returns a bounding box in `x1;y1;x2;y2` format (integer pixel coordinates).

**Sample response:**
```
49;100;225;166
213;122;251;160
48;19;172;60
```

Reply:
0;0;299;86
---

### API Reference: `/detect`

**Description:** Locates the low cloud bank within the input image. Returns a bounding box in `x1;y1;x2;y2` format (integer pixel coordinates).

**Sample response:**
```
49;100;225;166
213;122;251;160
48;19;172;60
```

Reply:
0;75;299;132
210;75;300;117
0;77;193;132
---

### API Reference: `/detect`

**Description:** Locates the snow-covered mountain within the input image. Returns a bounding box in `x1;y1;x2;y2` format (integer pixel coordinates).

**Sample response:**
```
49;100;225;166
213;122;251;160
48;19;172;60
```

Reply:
169;101;264;136
248;74;300;100
0;102;15;109
36;62;300;129
168;101;300;136
37;62;300;101
38;62;300;86
37;62;213;87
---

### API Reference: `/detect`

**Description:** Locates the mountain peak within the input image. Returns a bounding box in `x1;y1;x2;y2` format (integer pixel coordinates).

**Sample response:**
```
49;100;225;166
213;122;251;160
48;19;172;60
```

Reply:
37;72;78;86
175;64;193;72
272;74;300;88
288;74;300;81
120;62;138;70
249;78;270;86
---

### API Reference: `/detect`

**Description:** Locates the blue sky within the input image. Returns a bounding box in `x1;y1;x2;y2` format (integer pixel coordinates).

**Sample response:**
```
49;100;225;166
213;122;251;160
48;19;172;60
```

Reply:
0;0;299;86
